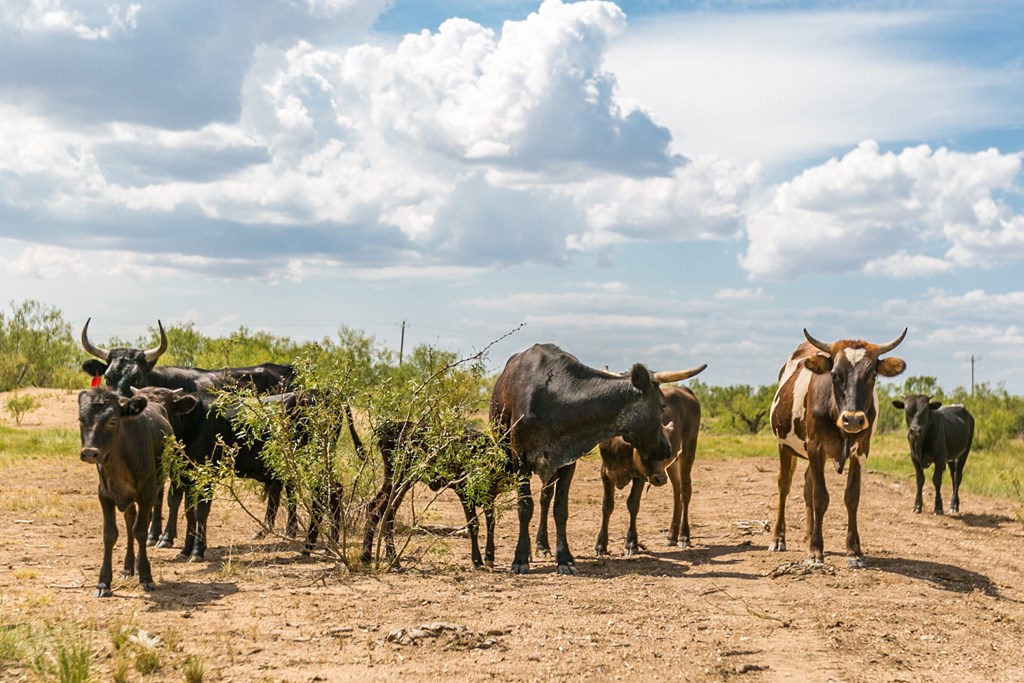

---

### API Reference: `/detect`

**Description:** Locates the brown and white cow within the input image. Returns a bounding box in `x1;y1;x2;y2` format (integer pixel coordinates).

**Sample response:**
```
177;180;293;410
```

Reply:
769;328;907;567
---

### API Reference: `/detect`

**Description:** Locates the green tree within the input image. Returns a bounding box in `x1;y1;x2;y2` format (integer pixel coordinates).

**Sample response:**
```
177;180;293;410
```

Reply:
0;299;79;391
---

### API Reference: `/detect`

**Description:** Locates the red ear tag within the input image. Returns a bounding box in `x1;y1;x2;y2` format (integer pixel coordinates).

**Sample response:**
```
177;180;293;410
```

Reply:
91;376;102;388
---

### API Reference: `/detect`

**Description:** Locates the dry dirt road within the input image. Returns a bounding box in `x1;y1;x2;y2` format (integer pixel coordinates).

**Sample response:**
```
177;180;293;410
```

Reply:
2;390;1024;682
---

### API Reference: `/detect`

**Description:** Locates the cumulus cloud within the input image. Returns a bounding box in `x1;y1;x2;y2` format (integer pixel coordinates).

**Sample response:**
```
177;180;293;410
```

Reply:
0;0;753;281
741;141;1024;279
0;1;140;40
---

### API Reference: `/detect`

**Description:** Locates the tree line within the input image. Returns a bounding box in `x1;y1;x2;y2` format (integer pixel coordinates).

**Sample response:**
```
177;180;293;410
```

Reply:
3;298;1024;449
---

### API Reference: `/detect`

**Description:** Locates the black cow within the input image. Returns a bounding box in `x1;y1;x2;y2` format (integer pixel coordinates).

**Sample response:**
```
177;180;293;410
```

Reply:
361;421;503;569
136;387;351;558
81;318;294;545
489;343;706;575
891;395;974;515
595;383;702;557
78;388;173;597
81;318;293;397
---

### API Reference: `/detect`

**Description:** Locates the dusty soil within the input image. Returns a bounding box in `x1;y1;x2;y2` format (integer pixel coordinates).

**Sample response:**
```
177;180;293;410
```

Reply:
2;389;1024;682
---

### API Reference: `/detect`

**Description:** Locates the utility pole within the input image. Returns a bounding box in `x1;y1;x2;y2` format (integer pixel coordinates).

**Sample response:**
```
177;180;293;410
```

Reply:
970;354;977;397
398;320;406;366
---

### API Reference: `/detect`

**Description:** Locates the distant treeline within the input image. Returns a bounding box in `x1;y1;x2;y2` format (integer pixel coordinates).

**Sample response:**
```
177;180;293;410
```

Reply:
3;299;1023;448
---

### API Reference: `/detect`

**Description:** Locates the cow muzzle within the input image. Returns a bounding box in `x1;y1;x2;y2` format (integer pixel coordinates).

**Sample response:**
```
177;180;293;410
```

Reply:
80;447;101;464
648;473;669;487
838;411;869;434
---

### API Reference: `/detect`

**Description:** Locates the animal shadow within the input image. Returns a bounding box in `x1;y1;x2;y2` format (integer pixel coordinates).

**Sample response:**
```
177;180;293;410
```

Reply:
144;580;239;612
870;556;1003;598
956;512;1016;529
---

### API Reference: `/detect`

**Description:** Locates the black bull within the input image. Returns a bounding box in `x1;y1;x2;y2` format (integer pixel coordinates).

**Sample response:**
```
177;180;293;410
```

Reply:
489;343;706;576
892;395;974;515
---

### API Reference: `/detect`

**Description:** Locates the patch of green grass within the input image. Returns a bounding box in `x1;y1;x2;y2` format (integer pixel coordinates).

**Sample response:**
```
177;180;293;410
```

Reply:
0;426;77;468
865;430;1024;500
182;654;206;683
696;431;777;461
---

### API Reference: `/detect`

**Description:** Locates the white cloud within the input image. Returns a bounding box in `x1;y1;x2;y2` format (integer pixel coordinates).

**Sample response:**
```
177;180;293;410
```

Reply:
0;1;140;40
741;141;1024;279
607;9;1024;166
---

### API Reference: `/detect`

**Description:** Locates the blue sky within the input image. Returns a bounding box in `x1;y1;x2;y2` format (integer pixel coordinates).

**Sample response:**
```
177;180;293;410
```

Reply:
1;0;1023;391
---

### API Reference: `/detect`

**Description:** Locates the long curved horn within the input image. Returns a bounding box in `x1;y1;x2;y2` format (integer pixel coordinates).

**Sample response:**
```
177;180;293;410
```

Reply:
876;327;908;355
803;328;832;353
653;364;707;383
81;318;109;361
143;321;168;363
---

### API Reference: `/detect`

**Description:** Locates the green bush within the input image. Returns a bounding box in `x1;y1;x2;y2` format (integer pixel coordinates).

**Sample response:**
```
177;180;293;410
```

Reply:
0;299;80;391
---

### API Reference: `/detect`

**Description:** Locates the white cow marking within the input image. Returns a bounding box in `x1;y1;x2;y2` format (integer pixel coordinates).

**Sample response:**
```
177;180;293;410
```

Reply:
843;348;867;364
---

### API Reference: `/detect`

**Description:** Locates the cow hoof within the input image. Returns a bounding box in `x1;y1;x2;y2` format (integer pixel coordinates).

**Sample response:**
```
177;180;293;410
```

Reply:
155;536;174;549
913;506;922;514
594;546;608;556
251;529;269;540
94;585;112;598
846;556;866;569
140;580;156;592
556;563;579;576
623;547;637;557
535;547;551;558
768;540;786;552
933;509;944;516
678;539;692;549
146;538;158;547
120;570;135;580
511;563;530;575
949;506;959;515
802;558;825;568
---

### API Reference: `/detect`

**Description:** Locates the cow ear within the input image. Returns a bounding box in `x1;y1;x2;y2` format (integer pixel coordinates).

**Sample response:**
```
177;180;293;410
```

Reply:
803;352;832;374
82;359;107;377
877;357;906;377
119;395;148;417
892;399;905;410
174;395;199;415
629;363;653;392
929;401;942;410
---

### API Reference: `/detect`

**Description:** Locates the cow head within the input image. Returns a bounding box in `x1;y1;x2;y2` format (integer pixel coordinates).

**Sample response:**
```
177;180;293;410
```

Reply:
78;388;149;465
892;394;940;458
802;328;907;469
619;363;705;463
81;318;168;396
130;386;198;435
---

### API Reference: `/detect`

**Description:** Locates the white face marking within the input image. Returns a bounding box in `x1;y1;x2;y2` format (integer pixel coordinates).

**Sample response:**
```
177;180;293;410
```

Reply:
843;348;867;364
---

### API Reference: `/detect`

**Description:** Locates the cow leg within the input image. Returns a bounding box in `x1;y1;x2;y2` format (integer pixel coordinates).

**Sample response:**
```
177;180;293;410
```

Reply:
134;492;157;591
96;495;118;598
285;485;299;539
458;491;484;568
535;478;554;557
912;459;925;513
180;492;212;562
950;453;967;514
156;481;184;548
147;482;164;547
668;449;695;548
595;467;616;556
931;459;946;515
121;502;138;579
623;477;644;557
254;480;282;540
483;499;496;568
511;475;534;574
552;463;578;575
361;479;393;566
806;455;828;565
770;445;797;552
382;483;411;570
844;455;865;568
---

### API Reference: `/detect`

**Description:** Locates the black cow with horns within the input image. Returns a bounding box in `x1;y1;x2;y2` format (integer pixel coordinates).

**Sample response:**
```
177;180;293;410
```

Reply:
489;343;707;575
80;318;294;397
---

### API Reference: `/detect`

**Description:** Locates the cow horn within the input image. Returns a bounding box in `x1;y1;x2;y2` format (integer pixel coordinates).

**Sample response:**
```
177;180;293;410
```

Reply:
653;364;707;383
876;327;908;355
81;318;110;361
803;328;832;354
143;321;168;363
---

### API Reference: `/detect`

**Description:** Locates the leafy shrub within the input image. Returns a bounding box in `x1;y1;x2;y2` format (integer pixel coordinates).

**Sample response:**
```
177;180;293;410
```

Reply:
5;392;39;425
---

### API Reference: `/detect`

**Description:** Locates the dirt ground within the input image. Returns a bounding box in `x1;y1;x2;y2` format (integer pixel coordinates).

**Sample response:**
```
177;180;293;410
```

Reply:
2;390;1024;682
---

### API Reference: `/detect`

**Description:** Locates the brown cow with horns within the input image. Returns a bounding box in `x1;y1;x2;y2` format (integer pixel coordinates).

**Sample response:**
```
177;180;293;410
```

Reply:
769;328;907;568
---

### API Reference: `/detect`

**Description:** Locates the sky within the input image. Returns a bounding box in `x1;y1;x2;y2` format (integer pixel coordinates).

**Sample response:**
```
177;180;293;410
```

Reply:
1;0;1023;392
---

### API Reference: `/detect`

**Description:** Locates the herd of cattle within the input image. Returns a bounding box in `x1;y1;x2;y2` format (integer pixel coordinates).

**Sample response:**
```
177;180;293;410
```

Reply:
72;320;975;597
